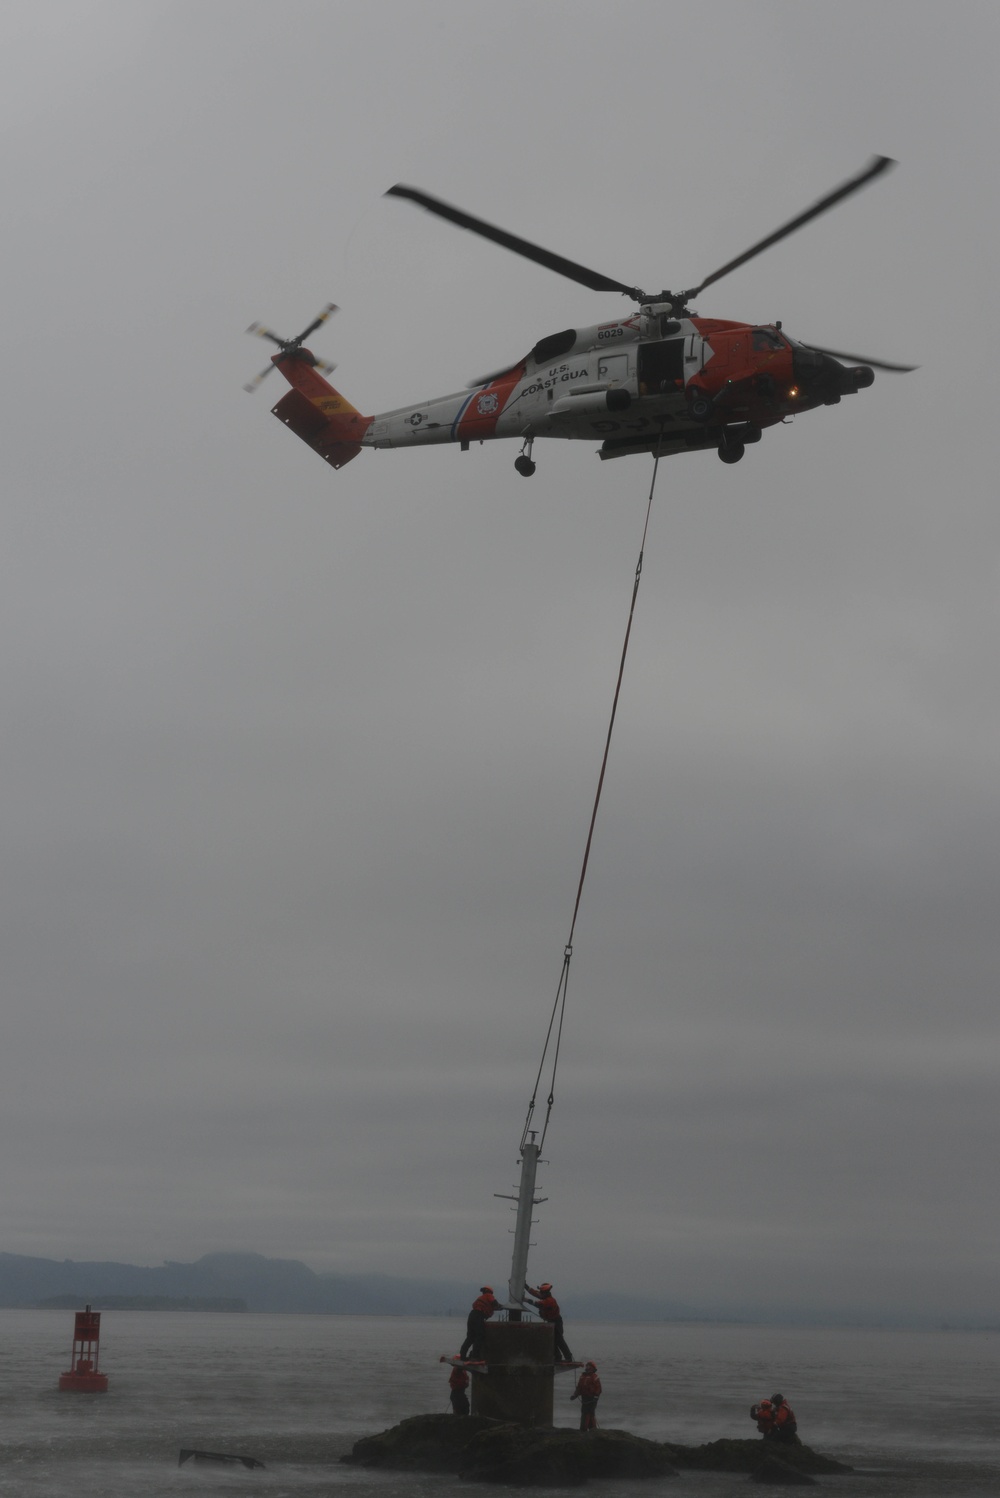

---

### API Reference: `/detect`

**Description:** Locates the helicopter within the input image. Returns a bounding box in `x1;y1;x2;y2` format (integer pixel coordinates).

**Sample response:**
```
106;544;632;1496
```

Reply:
245;156;913;477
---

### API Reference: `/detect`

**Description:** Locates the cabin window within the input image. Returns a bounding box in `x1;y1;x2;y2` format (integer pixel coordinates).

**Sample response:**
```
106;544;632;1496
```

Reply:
752;328;785;351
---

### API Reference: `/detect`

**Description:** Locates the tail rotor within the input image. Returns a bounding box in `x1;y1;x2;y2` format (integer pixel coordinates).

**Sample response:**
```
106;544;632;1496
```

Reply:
243;303;338;393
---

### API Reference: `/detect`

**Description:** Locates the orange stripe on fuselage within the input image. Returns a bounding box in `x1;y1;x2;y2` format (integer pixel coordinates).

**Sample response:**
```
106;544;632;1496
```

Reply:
456;363;526;441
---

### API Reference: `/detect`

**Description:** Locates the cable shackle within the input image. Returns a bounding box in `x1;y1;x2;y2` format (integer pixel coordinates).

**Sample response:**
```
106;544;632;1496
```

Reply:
520;942;572;1154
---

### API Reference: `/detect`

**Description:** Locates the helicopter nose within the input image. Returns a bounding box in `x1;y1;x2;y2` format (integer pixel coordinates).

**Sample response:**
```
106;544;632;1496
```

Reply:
792;344;836;388
792;346;874;399
847;364;875;389
828;359;875;394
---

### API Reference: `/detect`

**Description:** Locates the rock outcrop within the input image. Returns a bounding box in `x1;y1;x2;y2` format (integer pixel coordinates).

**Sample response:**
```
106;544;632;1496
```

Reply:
341;1415;676;1486
662;1438;849;1477
340;1414;851;1487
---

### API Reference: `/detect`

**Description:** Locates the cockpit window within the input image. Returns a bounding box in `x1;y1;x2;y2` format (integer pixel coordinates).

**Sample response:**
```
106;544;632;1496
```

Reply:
752;328;785;351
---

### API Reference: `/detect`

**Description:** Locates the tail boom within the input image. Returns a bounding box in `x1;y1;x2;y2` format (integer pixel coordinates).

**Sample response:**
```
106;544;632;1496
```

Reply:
270;353;372;470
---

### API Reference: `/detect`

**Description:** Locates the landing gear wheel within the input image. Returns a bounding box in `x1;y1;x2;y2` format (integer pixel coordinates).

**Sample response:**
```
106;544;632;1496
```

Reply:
688;391;713;422
514;455;537;477
718;440;745;464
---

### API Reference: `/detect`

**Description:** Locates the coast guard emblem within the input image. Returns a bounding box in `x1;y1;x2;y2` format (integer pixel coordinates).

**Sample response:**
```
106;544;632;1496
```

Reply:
477;392;499;416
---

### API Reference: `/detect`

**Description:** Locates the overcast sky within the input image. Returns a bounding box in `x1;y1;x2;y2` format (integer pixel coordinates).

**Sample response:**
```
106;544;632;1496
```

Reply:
1;0;997;1320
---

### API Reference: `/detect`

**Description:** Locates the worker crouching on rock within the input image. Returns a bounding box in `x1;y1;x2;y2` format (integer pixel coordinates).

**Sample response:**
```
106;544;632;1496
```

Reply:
460;1286;500;1362
751;1392;798;1443
571;1361;602;1431
770;1393;798;1443
524;1281;573;1362
448;1364;470;1416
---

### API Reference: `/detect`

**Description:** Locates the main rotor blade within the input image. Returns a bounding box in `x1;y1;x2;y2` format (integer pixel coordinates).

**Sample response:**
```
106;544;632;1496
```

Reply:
693;155;896;298
805;343;917;373
466;365;520;388
386;183;643;299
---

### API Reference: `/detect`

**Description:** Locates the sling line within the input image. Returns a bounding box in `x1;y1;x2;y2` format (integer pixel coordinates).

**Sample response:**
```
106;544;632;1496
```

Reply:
521;441;664;1154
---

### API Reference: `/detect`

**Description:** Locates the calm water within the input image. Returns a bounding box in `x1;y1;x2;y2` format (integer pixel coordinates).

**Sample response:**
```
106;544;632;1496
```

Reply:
1;1311;998;1496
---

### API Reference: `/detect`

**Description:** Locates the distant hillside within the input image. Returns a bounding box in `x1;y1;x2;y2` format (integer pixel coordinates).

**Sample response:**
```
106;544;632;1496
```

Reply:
0;1251;703;1320
3;1252;985;1327
35;1293;247;1312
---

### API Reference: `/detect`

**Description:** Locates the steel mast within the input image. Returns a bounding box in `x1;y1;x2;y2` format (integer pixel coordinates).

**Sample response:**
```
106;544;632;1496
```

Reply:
495;1133;547;1312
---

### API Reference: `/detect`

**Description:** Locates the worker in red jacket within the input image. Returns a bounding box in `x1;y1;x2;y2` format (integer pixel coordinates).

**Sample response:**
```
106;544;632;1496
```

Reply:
770;1393;798;1444
570;1361;602;1430
459;1285;500;1361
524;1281;573;1362
448;1363;470;1416
750;1399;775;1437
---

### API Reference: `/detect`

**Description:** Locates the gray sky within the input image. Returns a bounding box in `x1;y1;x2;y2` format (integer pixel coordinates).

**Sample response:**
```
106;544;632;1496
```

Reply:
1;0;997;1320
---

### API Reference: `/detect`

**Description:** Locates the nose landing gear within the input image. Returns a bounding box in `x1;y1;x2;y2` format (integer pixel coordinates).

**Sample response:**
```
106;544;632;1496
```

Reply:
717;422;761;464
514;437;536;477
718;426;745;464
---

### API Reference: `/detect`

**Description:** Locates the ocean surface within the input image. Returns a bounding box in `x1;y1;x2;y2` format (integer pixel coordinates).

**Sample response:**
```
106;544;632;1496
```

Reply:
1;1310;998;1496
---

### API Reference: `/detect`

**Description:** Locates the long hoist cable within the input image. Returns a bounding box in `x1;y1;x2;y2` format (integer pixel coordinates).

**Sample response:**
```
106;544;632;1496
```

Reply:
521;442;664;1154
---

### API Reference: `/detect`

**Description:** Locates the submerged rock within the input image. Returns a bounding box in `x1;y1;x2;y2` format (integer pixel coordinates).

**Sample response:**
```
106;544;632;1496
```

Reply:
749;1453;819;1485
341;1415;850;1487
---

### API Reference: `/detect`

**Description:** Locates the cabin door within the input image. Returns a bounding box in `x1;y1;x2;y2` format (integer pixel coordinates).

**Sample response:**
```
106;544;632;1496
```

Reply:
596;352;629;388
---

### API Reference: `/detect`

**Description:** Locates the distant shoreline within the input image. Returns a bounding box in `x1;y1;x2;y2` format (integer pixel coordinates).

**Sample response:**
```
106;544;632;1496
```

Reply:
3;1252;995;1330
12;1304;1000;1333
32;1294;247;1313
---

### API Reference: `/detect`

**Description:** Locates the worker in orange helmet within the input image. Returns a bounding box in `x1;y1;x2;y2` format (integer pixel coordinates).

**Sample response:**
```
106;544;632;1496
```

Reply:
448;1362;470;1416
459;1285;500;1362
770;1393;799;1444
750;1398;776;1437
570;1360;602;1431
524;1281;573;1363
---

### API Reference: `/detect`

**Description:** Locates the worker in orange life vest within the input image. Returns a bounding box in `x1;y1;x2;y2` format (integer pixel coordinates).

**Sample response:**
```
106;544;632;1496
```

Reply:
570;1361;602;1430
448;1363;470;1416
750;1399;775;1437
459;1285;500;1361
524;1281;574;1362
770;1393;798;1444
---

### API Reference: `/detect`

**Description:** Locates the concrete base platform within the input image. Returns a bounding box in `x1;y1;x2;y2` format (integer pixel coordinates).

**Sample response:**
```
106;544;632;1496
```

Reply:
471;1320;554;1426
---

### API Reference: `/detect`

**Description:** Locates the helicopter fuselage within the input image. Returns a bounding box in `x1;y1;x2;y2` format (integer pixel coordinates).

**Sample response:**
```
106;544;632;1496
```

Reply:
254;159;905;475
270;307;874;472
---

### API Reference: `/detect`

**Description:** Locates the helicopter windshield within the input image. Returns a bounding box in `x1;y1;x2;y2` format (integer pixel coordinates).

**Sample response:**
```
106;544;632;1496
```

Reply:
751;327;787;351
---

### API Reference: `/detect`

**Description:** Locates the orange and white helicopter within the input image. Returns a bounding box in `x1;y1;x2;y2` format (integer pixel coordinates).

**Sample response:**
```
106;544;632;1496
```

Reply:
246;157;913;478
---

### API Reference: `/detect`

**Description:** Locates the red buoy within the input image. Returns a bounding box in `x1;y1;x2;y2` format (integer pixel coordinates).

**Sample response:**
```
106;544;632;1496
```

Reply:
58;1305;109;1392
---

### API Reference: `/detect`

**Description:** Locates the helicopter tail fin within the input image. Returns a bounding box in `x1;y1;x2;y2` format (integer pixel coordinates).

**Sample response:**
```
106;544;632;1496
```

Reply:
270;354;371;470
